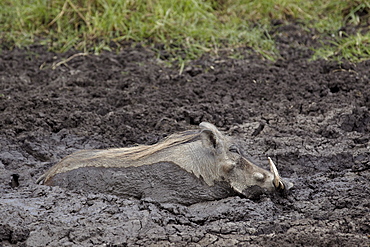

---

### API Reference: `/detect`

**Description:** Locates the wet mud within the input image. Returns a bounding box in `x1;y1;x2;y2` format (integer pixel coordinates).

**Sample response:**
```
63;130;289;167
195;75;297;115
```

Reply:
1;24;369;246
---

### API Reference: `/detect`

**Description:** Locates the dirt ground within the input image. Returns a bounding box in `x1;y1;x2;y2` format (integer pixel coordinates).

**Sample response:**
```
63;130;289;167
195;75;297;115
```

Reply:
0;24;369;246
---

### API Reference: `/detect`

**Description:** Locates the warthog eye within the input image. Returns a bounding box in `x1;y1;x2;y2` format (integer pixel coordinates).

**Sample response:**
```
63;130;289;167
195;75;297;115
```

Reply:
229;145;240;154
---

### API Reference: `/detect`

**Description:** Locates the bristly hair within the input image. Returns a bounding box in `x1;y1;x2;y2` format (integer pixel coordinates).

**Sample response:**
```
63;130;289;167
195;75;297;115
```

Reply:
92;129;202;161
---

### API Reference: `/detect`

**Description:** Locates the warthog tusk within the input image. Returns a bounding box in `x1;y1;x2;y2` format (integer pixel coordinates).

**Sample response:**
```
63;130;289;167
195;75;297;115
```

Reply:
268;157;284;190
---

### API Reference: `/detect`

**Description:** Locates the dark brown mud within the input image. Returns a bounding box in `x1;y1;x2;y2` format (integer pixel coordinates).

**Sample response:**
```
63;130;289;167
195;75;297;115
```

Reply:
0;24;369;246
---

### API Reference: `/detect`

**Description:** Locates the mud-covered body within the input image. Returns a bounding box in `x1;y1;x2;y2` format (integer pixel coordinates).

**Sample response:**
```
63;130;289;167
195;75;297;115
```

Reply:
38;122;292;204
46;163;237;205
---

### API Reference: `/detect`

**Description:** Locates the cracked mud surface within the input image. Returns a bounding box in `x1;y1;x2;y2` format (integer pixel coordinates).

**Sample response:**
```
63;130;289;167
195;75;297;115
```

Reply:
1;26;369;246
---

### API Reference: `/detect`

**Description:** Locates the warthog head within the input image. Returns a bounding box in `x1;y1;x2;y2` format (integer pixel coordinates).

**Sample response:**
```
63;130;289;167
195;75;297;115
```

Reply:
198;122;293;196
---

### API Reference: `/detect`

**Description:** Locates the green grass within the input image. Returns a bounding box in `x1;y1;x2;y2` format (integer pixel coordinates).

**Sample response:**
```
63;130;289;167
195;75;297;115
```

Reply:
313;32;370;63
0;0;369;64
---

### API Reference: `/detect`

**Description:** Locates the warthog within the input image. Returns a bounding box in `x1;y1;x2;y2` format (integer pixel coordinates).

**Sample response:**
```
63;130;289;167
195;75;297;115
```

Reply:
37;122;292;205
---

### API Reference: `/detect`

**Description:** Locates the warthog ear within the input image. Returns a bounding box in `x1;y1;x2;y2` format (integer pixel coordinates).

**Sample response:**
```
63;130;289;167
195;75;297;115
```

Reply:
200;129;218;149
199;122;223;137
200;122;226;152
